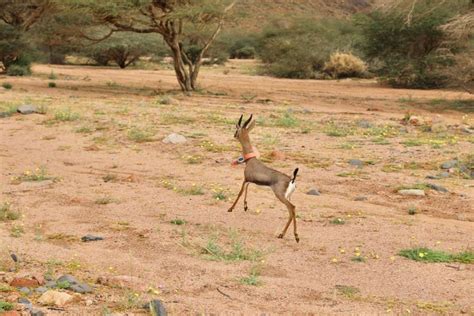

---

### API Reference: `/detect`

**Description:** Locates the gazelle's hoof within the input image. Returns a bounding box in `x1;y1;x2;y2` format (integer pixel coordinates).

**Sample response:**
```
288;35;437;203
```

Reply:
277;234;284;239
244;206;248;212
295;235;300;243
227;208;233;212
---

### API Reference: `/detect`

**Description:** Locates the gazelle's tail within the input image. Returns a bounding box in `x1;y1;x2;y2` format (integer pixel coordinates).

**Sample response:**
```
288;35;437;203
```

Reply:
285;168;299;200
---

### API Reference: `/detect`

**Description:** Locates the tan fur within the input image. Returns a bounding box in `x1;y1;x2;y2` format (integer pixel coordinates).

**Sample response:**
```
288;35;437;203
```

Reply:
228;115;299;243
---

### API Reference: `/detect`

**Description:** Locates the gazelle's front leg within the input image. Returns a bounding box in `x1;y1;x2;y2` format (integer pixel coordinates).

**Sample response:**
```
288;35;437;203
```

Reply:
228;181;247;212
243;183;250;211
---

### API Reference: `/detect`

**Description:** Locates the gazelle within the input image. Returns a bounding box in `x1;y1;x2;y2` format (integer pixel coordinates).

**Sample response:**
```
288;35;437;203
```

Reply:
228;114;300;242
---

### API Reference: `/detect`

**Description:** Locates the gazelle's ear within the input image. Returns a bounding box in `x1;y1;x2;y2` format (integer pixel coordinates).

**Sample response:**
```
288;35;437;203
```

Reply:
243;114;253;128
237;114;243;127
246;119;256;132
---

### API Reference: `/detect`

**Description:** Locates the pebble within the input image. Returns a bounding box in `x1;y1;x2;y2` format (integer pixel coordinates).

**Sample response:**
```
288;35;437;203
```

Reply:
348;159;364;167
38;290;73;307
440;160;458;169
162;133;186;144
398;189;425;196
427;183;448;193
17;104;37;115
306;189;320;196
149;299;167;316
81;234;104;242
354;196;368;201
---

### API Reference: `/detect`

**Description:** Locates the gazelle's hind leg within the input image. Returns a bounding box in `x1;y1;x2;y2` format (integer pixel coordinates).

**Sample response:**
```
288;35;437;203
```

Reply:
243;183;250;211
272;186;298;242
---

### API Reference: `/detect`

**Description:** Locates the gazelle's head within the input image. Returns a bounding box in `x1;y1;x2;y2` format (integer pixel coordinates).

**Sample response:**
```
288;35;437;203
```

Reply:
234;114;255;141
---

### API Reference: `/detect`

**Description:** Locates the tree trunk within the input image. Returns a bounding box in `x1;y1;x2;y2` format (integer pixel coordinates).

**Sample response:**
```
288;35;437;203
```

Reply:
168;40;193;92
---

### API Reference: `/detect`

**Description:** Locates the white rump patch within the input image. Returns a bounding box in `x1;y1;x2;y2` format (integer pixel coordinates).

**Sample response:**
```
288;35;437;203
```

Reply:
285;181;296;200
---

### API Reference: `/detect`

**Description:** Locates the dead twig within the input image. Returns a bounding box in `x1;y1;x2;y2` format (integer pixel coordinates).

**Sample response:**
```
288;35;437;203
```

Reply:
217;287;232;299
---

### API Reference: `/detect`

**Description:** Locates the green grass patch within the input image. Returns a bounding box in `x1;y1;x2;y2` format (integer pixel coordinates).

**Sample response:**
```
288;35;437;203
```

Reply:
170;219;186;225
127;127;154;143
0;301;14;312
324;123;353;137
335;285;360;299
274;112;299;127
2;82;12;90
240;265;262;286
0;203;20;221
13;167;54;183
398;248;474;263
54;108;80;122
202;235;263;262
330;218;345;225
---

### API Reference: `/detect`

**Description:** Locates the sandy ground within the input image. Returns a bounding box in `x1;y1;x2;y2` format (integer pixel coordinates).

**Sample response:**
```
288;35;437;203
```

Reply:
0;60;473;315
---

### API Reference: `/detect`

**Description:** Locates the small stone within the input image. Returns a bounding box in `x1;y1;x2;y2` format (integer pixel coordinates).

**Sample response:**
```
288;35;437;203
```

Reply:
427;183;448;193
30;309;45;316
57;274;78;285
354;196;368;201
348;159;364;167
81;234;104;242
10;253;18;263
357;120;372;129
441;160;458;169
69;283;92;294
17;105;37;115
85;299;93;306
149;300;167;316
398;189;425;196
162;133;186;144
306;189;320;196
0;112;11;118
461;127;473;134
18;297;32;308
38;290;73;307
45;281;56;288
10;277;40;288
36;287;48;294
19;287;31;295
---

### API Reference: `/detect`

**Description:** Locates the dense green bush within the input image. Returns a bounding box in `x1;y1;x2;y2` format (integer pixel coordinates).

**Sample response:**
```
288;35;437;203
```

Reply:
85;33;168;68
355;0;471;89
0;24;32;74
256;17;356;79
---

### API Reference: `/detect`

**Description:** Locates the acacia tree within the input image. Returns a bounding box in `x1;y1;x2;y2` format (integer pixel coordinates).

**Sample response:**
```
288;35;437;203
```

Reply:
72;0;237;92
0;0;52;73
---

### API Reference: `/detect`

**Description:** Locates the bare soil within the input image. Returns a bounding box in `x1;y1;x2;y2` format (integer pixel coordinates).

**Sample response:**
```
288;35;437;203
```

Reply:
1;61;473;315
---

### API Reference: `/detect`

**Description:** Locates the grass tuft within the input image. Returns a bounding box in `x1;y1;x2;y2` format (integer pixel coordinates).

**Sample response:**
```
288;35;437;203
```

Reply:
0;202;20;221
398;248;474;263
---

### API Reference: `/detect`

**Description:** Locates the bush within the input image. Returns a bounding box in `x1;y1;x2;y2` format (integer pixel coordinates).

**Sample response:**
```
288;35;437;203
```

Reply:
7;64;31;76
2;82;12;89
48;82;57;88
257;17;356;79
355;0;471;89
324;52;367;78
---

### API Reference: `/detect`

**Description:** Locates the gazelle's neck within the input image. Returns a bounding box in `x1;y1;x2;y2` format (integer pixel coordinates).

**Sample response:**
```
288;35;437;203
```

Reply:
239;134;253;155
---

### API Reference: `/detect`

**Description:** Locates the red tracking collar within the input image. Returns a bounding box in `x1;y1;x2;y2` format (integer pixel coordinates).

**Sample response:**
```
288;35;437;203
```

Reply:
244;153;257;161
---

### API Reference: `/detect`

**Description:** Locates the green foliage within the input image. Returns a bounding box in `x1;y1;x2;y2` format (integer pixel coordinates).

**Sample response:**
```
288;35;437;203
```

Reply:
257;17;356;79
0;301;14;312
170;219;186;225
355;0;471;89
48;82;57;88
1;82;12;89
0;202;20;221
202;235;263;262
399;248;474;263
85;33;167;68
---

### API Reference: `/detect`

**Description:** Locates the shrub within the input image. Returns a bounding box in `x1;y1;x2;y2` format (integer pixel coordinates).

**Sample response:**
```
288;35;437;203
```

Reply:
355;0;471;89
7;64;31;76
2;82;12;89
257;17;356;79
48;82;57;88
324;52;367;78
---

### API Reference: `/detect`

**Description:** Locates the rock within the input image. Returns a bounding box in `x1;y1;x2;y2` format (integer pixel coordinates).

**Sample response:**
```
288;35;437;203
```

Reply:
69;283;92;294
81;234;104;242
36;287;48;294
0;112;11;118
10;277;40;288
19;287;31;295
441;160;458;169
427;183;448;193
354;196;368;201
348;159;364;167
32;274;45;286
57;274;92;293
17;105;37;115
270;150;285;161
30;309;45;316
398;189;425;196
162;133;186;144
18;297;32;309
461;126;473;134
85;299;93;306
45;281;56;288
306;189;320;196
357;120;373;129
426;172;450;179
38;290;73;307
57;274;78;285
149;299;167;316
10;253;18;263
